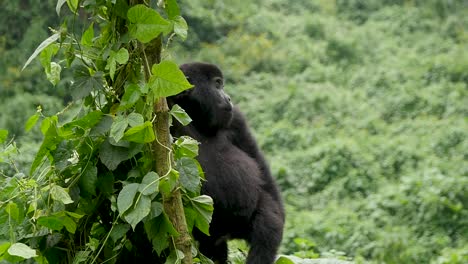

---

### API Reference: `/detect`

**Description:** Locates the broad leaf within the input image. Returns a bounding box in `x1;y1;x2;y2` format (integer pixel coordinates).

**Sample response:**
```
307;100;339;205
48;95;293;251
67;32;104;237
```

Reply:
173;16;188;40
23;32;60;71
109;224;131;243
149;61;193;98
60;215;77;233
139;171;159;195
39;43;59;72
170;104;192;126
165;0;181;19
0;242;11;256
144;213;179;255
177;157;201;193
38;214;76;234
122;121;155;143
119;84;142;110
50;185;74;204
127;5;171;43
70;65;104;100
106;48;129;80
46;62;61;86
115;48;129;64
81;23;94;46
31;116;61;174
7;243;37;259
5;202;19;221
117;183;139;215
159;169;179;196
124;194;151;230
56;0;67;15
275;256;295;264
110;115;128;143
79;166;97;197
66;0;79;13
127;113;144;127
25;113;40;132
149;201;163;219
174;136;199;159
62;110;103;135
191;195;214;235
37;216;64;231
0;129;7;143
99;139;142;171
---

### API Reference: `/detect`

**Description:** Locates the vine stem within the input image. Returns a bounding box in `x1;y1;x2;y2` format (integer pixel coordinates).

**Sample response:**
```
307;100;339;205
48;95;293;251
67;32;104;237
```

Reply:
139;29;193;263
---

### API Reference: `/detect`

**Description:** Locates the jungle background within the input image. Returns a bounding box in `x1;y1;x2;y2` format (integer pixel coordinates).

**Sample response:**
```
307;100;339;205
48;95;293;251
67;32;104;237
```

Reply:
1;0;467;263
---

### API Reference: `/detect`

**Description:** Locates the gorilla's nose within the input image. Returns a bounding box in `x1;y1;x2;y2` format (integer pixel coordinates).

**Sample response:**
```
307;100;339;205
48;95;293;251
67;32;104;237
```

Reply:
222;102;233;112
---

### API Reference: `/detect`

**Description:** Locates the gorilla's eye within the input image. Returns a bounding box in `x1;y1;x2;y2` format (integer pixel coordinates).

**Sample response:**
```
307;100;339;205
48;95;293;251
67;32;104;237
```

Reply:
213;77;223;89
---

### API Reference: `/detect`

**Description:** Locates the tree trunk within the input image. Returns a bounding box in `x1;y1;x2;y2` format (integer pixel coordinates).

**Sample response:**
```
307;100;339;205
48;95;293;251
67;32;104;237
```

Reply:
128;1;192;263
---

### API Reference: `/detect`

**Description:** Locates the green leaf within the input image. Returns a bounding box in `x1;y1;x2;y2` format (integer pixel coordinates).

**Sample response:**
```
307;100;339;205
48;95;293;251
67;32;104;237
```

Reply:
177;157;201;193
106;48;129;80
174;136;199;159
79;166;98;197
0;129;8;143
62;111;103;134
70;65;103;100
37;216;64;231
23;32;60;71
149;201;163;219
39;43;59;72
159;169;179;196
127;5;171;43
50;185;74;204
5;202;19;221
46;62;61;86
99;139;143;171
122;121;155;143
0;242;11;256
165;0;181;19
139;171;159;195
124;195;151;230
66;0;79;13
110;115;128;143
66;211;84;219
119;84;142;110
117;183;139;215
70;65;104;100
115;48;129;64
81;23;94;46
25;113;40;132
144;213;179;255
165;249;184;264
191;195;214;235
110;224;131;243
149;61;193;98
127;113;144;127
61;215;77;233
40;115;58;135
73;251;91;264
275;256;295;264
173;16;188;40
31;116;61;174
7;243;37;259
170;104;192;126
56;0;67;15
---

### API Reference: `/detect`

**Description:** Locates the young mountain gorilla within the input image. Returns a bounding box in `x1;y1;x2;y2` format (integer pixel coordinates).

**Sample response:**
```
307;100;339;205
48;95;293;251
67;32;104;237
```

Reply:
168;63;284;264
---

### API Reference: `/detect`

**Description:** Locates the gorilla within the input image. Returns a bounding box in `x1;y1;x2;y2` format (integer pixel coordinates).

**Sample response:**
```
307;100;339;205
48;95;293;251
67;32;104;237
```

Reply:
168;62;285;264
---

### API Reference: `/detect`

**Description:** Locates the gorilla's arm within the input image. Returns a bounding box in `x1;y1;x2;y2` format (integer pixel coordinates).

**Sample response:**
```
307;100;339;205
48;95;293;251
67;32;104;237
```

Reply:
229;107;282;202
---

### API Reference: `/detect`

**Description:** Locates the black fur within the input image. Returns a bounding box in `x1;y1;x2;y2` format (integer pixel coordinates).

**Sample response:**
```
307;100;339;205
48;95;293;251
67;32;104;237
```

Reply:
168;62;285;264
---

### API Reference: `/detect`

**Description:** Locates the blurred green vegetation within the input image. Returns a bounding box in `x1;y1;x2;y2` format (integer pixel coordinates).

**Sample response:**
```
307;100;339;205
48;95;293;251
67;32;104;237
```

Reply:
1;0;467;263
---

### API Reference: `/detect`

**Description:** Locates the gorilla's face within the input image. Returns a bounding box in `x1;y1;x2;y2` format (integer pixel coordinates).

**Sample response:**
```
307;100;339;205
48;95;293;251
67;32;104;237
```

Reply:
172;63;233;131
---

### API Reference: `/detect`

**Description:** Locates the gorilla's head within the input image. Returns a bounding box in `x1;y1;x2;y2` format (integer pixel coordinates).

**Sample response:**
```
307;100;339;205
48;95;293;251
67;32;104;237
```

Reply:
169;62;233;133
